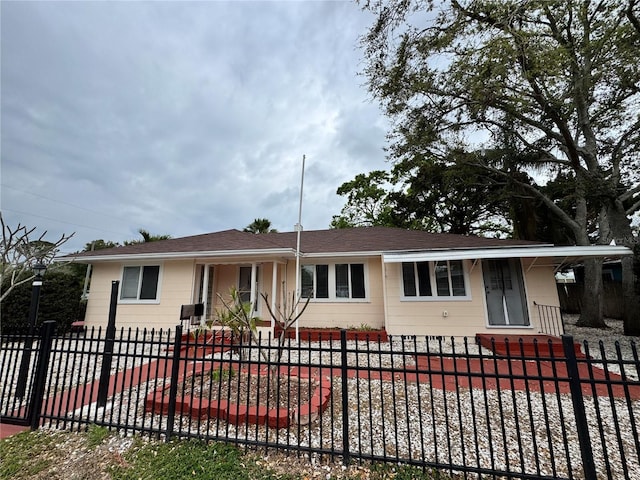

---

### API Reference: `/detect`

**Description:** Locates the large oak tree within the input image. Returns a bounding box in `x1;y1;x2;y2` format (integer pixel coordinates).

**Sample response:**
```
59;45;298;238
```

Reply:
332;152;516;236
360;0;640;333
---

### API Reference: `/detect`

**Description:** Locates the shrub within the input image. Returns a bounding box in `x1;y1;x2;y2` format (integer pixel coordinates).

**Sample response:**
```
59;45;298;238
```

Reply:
1;269;83;335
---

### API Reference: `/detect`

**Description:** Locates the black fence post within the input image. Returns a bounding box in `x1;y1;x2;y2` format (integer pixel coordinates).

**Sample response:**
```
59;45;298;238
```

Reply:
340;329;350;465
98;281;119;407
165;325;183;442
562;335;597;480
15;277;45;398
28;321;56;430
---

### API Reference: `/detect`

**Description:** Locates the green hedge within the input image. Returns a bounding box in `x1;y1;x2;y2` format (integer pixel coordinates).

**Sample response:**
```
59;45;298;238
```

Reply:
1;269;84;335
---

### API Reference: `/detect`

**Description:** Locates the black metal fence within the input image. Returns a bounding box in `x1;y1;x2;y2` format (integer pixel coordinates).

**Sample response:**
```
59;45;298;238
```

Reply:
2;322;639;480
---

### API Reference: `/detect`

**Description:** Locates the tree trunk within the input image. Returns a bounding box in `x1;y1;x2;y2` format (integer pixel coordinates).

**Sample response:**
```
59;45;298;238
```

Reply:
621;253;640;335
577;257;608;328
606;200;640;336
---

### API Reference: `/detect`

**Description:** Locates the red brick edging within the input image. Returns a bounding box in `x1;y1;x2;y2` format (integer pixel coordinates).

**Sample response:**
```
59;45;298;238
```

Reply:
145;362;332;428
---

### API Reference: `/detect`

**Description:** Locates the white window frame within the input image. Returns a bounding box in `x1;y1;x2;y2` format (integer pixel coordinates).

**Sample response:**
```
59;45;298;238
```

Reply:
400;260;471;301
300;261;369;302
119;264;163;304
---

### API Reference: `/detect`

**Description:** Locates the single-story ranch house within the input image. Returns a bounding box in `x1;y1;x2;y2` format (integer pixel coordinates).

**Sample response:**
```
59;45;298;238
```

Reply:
65;227;632;337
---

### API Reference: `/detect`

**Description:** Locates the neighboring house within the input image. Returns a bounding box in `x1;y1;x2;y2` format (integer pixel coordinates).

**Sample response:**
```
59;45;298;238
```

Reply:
573;260;623;283
64;227;632;337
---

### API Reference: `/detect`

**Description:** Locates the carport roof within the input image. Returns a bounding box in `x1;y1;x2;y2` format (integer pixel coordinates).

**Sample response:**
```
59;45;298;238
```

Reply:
382;245;633;269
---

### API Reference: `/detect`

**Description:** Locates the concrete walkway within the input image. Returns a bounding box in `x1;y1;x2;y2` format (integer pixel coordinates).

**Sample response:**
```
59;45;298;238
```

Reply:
0;423;29;439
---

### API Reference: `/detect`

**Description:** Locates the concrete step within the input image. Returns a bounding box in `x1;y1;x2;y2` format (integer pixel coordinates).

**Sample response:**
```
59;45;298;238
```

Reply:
475;334;586;358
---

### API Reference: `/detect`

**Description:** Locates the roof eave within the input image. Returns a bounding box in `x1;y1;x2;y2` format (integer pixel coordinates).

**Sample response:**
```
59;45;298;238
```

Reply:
61;248;296;263
303;250;383;259
382;245;634;263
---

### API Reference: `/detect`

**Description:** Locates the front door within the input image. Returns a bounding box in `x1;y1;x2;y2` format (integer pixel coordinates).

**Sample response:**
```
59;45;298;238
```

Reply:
482;259;529;326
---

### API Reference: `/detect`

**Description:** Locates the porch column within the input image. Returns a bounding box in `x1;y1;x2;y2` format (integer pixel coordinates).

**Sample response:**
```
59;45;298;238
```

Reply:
201;265;210;326
250;263;257;317
271;261;278;328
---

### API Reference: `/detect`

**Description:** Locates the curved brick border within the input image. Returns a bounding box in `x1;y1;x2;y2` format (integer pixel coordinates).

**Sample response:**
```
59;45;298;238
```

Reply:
145;363;331;429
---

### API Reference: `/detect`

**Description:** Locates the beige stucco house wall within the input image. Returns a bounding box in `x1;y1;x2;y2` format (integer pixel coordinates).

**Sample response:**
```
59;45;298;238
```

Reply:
292;257;386;330
73;227;630;337
85;260;195;331
382;258;560;337
83;256;561;335
383;259;485;337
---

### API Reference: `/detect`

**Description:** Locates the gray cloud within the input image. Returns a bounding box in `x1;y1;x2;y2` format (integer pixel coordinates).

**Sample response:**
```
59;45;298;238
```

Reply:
1;1;388;253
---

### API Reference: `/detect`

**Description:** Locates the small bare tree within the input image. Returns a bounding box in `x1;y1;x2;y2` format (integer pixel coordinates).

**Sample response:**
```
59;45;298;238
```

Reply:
212;286;313;415
0;212;74;302
260;289;311;363
215;287;259;355
215;285;311;364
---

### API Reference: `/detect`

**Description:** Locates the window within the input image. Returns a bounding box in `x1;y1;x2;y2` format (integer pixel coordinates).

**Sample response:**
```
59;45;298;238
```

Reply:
301;265;315;298
301;263;367;300
402;260;467;299
121;265;160;301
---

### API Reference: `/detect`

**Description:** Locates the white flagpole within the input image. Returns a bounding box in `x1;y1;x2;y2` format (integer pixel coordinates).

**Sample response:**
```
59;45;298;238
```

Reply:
294;154;306;342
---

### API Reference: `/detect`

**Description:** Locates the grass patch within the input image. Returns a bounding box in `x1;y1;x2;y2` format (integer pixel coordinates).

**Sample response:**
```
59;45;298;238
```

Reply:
110;439;295;480
1;429;448;480
210;366;235;382
368;462;451;480
347;323;376;331
0;430;57;479
86;424;111;448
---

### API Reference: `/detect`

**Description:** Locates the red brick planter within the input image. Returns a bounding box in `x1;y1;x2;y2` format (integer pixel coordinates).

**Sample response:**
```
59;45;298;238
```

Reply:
274;326;388;342
145;363;332;429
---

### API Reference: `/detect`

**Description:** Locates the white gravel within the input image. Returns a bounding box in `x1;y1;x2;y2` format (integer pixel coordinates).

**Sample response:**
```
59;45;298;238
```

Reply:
564;314;640;380
0;329;164;410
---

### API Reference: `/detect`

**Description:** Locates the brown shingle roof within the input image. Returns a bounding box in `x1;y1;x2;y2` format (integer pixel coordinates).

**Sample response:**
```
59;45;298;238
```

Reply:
65;227;546;261
277;227;544;253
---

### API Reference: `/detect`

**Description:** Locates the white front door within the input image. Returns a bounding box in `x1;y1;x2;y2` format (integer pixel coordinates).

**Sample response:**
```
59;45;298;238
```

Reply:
482;259;529;326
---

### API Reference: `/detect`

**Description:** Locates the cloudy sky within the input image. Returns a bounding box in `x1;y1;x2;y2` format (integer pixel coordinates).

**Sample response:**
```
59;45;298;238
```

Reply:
1;0;389;254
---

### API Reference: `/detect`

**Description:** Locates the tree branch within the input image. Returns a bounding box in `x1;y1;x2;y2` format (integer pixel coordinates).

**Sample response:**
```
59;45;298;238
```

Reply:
1;212;74;302
627;0;640;33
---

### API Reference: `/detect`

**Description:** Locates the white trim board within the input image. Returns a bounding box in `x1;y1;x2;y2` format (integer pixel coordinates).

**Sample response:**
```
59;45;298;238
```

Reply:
382;245;633;264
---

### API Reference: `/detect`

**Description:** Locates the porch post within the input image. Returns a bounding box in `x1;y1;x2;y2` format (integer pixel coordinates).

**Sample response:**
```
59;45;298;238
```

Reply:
201;265;210;326
250;262;257;316
271;261;278;328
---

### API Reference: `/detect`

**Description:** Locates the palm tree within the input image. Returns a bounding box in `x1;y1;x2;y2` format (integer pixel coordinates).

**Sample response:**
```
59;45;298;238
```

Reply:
243;218;277;234
124;229;172;245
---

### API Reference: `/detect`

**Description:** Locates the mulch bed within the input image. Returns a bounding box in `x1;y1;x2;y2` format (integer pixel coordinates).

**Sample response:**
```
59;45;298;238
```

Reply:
176;368;313;410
